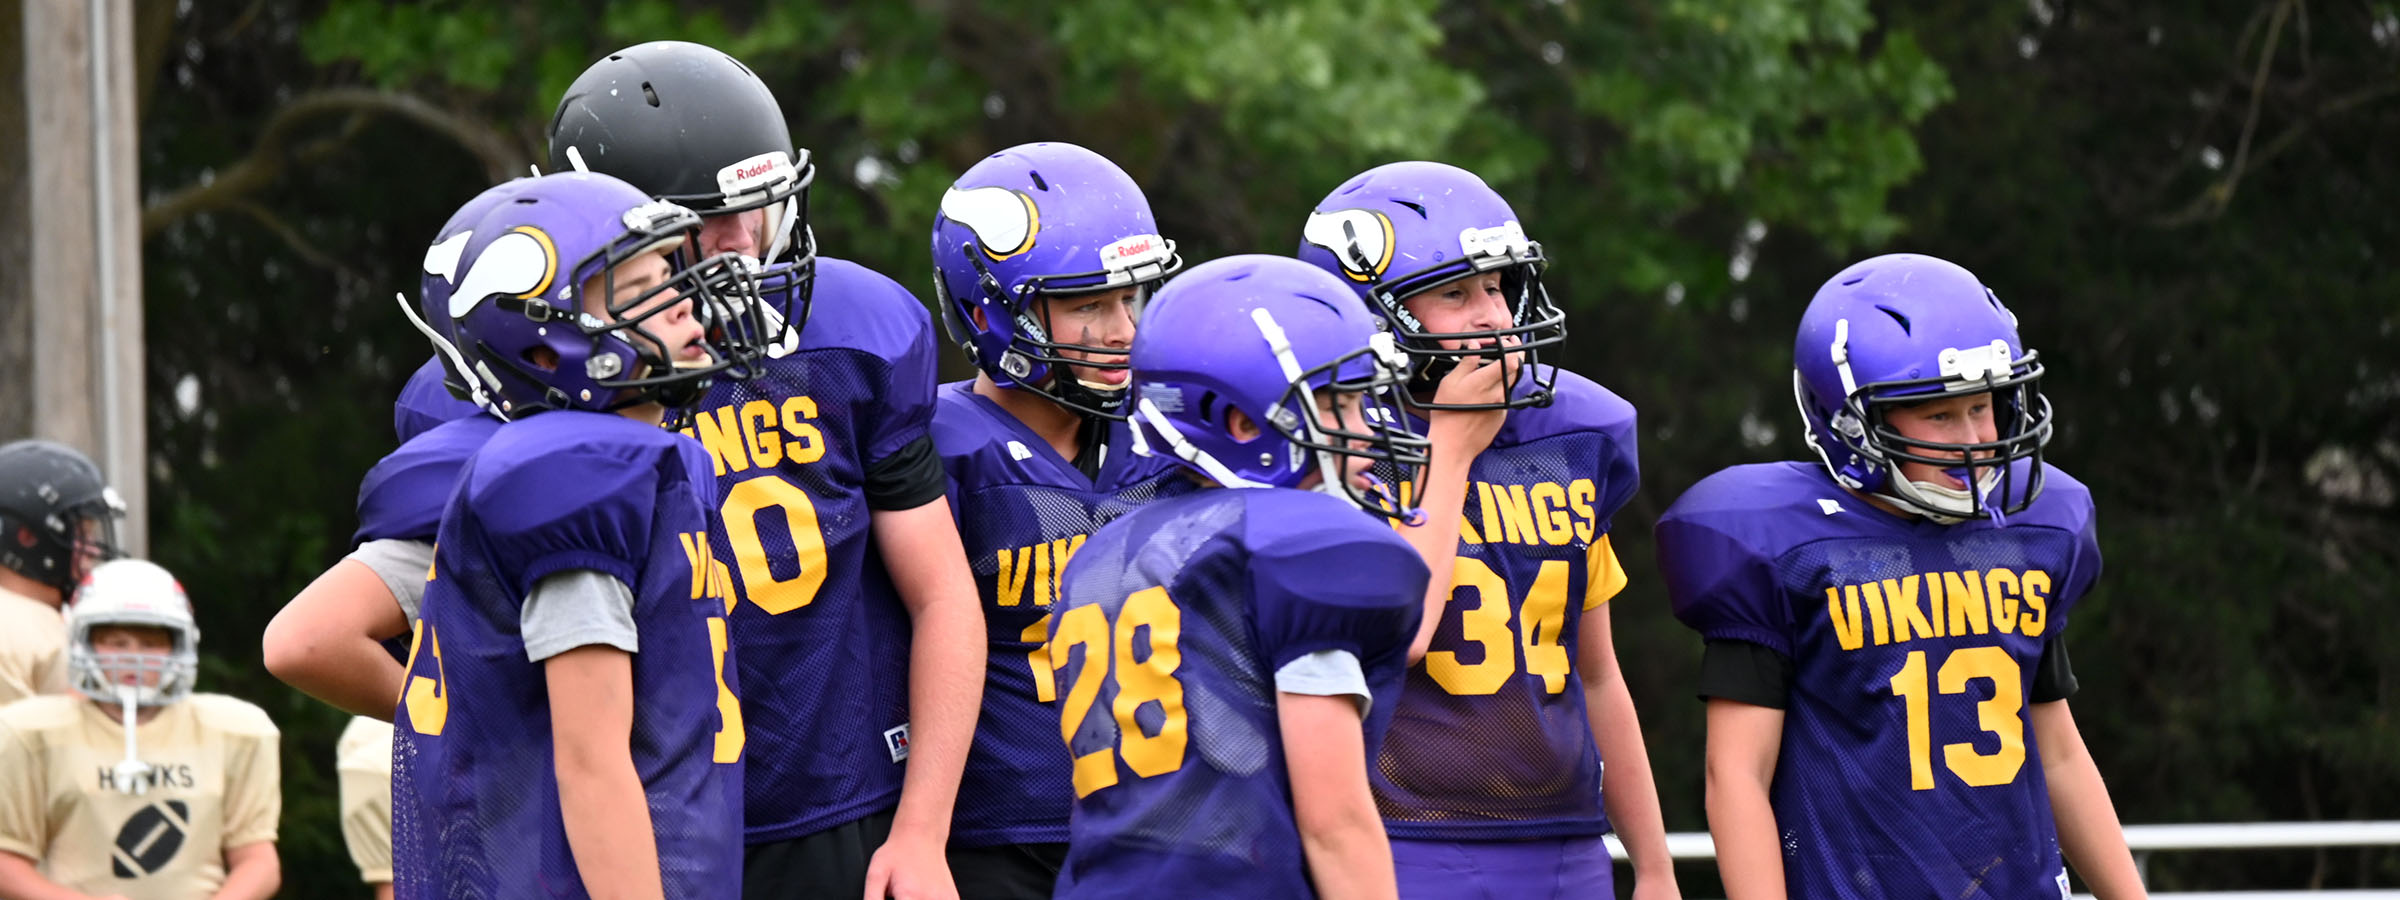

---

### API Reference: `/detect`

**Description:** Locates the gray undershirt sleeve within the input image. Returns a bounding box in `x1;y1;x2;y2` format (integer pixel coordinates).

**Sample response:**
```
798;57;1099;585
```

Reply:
519;570;639;662
1273;649;1373;717
345;539;435;625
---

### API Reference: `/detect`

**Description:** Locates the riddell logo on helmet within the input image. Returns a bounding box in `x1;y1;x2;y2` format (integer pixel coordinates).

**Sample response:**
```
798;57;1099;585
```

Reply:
1101;233;1169;272
717;151;793;196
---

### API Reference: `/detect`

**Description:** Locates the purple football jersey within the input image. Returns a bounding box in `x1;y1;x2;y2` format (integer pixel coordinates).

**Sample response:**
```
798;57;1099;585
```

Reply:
1376;367;1639;840
679;257;938;842
1052;488;1429;899
931;380;1199;847
392;410;744;899
394;355;484;443
353;415;500;546
1658;460;2101;899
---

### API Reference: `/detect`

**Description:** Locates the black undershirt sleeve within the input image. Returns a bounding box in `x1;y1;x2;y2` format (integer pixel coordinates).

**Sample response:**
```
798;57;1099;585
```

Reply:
2030;635;2080;703
862;435;948;511
1697;639;1794;709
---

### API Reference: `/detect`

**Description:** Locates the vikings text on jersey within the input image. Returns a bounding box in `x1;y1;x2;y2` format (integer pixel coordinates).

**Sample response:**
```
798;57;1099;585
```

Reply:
392;410;744;899
1660;460;2100;899
932;381;1199;847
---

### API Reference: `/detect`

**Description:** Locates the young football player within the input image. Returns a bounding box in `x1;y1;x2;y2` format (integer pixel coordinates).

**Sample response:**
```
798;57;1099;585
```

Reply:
0;440;125;706
551;41;984;899
389;170;761;899
1657;253;2146;899
262;178;529;718
1050;254;1431;899
0;558;281;900
1297;161;1679;899
925;142;1193;898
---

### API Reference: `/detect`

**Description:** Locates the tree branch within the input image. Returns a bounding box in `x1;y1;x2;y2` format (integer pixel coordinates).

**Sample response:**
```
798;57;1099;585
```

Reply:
2217;0;2295;209
141;87;525;237
228;200;359;283
2148;79;2399;227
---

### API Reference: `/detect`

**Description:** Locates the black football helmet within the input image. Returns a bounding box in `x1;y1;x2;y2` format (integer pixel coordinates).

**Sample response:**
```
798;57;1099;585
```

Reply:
549;40;817;358
548;41;815;266
0;440;125;595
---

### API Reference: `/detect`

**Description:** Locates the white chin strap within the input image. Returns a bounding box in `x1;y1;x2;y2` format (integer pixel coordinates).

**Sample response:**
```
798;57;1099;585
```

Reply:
1134;396;1265;488
395;292;502;418
1251;308;1355;507
1128;307;1350;505
762;198;803;265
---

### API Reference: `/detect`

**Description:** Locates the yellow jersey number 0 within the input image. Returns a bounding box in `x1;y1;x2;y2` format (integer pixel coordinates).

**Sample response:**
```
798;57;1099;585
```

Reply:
719;475;831;615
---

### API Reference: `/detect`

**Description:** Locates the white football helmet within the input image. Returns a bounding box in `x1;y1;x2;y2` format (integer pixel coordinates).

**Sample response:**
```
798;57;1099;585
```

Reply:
67;559;201;708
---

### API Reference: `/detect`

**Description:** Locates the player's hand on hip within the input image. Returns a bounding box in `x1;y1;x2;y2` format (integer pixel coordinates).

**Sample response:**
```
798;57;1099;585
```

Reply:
861;833;957;900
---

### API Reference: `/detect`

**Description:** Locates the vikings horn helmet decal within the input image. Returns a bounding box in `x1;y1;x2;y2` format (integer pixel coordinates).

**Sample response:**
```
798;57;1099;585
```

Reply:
940;186;1041;261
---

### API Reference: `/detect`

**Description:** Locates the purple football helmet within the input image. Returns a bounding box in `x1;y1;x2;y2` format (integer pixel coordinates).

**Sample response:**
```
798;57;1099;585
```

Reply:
1127;255;1426;520
397;177;536;417
445;171;767;416
1296;161;1565;410
1792;253;2053;523
931;142;1182;419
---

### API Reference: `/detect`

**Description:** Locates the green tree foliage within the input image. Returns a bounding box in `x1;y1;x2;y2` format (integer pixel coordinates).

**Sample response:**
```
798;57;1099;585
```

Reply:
132;0;2392;894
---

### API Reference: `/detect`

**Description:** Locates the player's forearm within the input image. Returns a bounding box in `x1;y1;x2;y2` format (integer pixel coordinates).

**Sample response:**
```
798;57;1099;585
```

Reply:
263;561;410;719
1703;768;1787;900
1399;447;1474;664
553;741;663;899
875;502;986;844
1295;816;1399;900
2036;703;2147;899
0;851;97;900
546;648;663;900
1279;693;1397;900
890;592;983;842
208;841;280;900
1586;672;1677;886
260;630;405;719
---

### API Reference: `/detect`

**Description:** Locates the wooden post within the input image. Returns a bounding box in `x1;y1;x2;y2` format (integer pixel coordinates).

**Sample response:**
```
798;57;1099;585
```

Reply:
0;0;147;555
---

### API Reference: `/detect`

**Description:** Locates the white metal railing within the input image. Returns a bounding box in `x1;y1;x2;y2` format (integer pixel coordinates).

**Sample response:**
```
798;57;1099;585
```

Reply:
1601;821;2400;897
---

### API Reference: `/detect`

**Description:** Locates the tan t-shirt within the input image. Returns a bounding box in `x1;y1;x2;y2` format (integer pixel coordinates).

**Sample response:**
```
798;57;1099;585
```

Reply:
0;693;280;900
0;587;67;706
335;716;393;884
